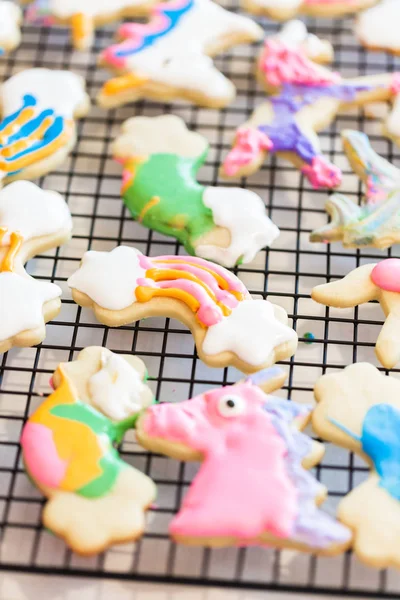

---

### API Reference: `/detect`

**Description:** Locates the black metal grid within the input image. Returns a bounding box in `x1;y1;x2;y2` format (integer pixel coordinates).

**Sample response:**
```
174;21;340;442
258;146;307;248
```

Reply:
1;2;400;596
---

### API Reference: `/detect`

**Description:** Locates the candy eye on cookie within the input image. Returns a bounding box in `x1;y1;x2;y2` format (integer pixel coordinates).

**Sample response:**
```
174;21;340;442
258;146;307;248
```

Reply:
217;394;246;417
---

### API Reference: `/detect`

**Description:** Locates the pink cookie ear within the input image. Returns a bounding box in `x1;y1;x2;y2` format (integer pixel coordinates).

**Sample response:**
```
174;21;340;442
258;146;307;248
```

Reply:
245;366;286;394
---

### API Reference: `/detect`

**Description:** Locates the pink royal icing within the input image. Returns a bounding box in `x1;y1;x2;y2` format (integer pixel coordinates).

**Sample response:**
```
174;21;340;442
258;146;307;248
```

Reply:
143;383;298;540
260;39;341;88
223;127;273;176
301;155;342;189
20;422;67;488
371;258;400;293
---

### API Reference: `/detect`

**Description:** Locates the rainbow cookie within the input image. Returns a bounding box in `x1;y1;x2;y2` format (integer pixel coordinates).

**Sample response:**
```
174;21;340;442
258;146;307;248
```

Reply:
24;0;157;50
313;362;400;569
0;68;90;187
113;115;280;268
221;22;400;189
20;346;156;555
312;259;400;369
0;1;22;54
136;367;352;551
243;0;377;19
311;130;400;248
97;0;263;109
356;0;400;56
68;246;298;373
0;180;72;353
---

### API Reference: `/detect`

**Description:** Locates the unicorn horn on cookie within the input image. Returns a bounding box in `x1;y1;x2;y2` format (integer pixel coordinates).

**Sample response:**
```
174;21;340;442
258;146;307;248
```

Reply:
67;246;298;373
113;115;280;268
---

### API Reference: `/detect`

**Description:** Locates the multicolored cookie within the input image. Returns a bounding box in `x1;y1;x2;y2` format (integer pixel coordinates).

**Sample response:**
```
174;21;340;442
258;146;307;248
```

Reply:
0;1;22;54
0;68;90;187
136;367;351;551
313;362;400;569
67;246;298;373
244;0;377;19
97;0;263;109
0;180;72;353
312;259;400;369
311;130;400;248
24;0;157;50
113;115;280;268
355;0;400;56
221;22;400;189
20;346;156;555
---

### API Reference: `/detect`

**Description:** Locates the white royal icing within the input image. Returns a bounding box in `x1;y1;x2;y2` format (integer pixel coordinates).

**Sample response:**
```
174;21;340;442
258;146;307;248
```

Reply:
1;68;86;118
103;0;261;101
88;349;151;421
202;299;297;366
196;187;280;267
67;245;146;311
0;272;61;342
276;20;332;59
356;0;400;52
0;181;72;245
253;0;302;8
49;0;150;17
0;1;21;52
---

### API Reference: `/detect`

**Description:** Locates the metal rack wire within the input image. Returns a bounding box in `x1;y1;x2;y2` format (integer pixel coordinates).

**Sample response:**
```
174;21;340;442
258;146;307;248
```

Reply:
1;2;400;596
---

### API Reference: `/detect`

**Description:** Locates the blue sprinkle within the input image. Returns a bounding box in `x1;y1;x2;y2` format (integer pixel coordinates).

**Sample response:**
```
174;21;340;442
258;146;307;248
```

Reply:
303;332;315;344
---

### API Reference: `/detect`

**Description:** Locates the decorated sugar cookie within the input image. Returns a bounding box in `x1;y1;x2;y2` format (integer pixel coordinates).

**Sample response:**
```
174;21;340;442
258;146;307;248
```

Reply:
313;362;400;569
0;68;90;187
68;246;298;373
356;0;400;56
98;0;263;109
312;259;400;369
136;367;351;551
113;115;280;268
311;130;400;248
20;347;156;555
221;23;400;189
0;1;22;54
25;0;157;50
244;0;377;19
0;180;72;353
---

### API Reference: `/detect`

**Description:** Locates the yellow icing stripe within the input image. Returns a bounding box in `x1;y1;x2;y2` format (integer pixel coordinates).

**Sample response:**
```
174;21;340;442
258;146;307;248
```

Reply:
136;285;201;314
102;74;149;97
138;196;160;222
0;108;35;144
1;231;23;272
71;13;93;46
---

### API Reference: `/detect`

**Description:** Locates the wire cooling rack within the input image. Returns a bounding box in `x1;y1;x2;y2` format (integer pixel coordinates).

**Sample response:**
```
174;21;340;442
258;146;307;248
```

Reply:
1;2;400;597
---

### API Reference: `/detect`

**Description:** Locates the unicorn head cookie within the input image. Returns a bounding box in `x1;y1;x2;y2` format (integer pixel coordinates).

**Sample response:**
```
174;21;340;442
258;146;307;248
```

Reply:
98;0;262;108
221;22;400;189
0;68;90;187
20;347;155;555
137;367;351;552
0;180;72;353
113;115;280;268
68;246;298;373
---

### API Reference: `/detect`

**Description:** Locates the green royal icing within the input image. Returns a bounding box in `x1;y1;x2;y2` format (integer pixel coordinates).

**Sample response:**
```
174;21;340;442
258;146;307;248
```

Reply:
50;402;136;499
122;150;215;255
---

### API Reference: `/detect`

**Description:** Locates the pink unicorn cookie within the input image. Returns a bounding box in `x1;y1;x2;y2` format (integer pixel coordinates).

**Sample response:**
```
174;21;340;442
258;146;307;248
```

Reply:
97;0;263;108
136;367;352;552
221;22;400;189
312;258;400;369
67;246;298;373
243;0;377;19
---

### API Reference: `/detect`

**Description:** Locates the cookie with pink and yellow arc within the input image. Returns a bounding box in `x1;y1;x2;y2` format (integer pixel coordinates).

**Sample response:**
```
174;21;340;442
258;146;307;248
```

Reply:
312;258;400;369
243;0;377;20
221;21;400;189
67;245;298;373
136;366;351;552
